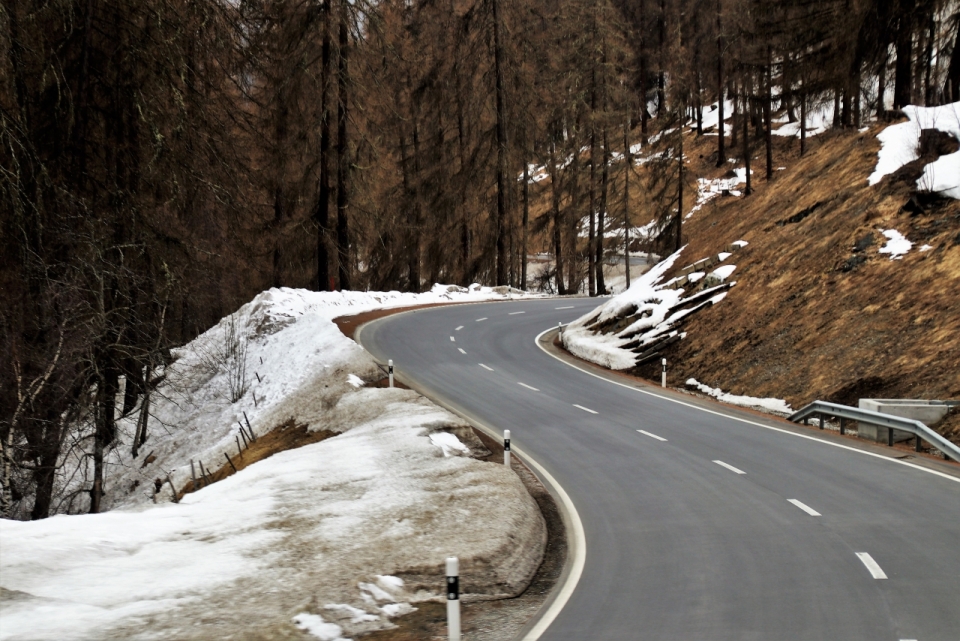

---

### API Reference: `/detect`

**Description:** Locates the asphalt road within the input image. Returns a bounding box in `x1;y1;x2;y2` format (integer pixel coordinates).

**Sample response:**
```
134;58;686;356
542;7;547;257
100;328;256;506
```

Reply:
358;298;960;641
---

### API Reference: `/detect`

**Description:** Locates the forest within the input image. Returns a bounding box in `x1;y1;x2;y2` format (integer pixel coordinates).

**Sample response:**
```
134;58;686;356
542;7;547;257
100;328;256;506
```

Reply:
2;0;959;519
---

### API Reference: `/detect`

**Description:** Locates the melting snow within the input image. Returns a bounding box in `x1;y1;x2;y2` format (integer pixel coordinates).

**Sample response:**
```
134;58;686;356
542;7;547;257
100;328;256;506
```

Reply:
293;613;349;641
686;378;793;415
868;101;960;199
429;431;471;457
878;229;913;259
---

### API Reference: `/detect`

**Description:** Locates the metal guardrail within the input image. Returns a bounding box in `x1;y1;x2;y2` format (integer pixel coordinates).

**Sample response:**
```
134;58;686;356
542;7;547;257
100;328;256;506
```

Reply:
788;400;960;463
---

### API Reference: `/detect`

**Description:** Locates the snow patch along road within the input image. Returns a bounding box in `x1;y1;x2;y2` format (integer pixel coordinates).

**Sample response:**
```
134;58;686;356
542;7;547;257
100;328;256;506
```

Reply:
0;285;547;640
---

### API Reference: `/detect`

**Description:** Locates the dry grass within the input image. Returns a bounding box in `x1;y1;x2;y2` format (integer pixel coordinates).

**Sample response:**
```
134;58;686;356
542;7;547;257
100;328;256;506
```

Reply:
176;419;336;498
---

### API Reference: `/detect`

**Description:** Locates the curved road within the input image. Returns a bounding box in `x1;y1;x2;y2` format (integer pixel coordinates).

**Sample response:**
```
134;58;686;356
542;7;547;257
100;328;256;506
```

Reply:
358;298;960;641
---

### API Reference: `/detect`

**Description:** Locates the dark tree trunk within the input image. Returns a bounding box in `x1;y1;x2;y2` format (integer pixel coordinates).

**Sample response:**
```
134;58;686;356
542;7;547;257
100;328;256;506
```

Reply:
596;129;608;295
623;127;631;288
894;16;913;108
521;162;529;290
549;143;566;295
877;48;888;117
316;1;332;292
335;4;350;291
492;0;509;286
765;47;773;180
675;123;683;251
944;20;960;102
743;80;752;196
716;0;725;165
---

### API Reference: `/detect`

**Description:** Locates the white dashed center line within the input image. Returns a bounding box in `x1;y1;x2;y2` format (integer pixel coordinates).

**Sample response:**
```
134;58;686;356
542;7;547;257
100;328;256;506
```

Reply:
450;336;455;342
637;430;667;441
476;317;487;322
509;311;526;315
518;382;540;391
479;363;494;371
458;348;466;354
713;460;746;475
787;499;821;516
555;305;575;309
455;325;464;331
855;552;888;579
573;404;598;414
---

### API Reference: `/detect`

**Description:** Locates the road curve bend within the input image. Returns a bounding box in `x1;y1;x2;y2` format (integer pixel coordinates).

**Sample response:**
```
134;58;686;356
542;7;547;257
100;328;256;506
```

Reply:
358;298;960;641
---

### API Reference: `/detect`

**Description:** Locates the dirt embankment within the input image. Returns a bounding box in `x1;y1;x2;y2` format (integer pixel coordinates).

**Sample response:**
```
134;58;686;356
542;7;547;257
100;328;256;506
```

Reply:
629;125;960;442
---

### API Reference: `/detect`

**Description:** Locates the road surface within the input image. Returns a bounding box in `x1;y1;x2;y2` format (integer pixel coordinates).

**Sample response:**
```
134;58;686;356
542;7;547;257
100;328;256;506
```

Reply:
358;298;960;641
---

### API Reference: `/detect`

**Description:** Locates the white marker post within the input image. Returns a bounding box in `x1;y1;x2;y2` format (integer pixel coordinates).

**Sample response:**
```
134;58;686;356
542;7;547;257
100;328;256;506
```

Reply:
504;430;511;469
661;358;667;388
388;359;394;388
446;556;461;641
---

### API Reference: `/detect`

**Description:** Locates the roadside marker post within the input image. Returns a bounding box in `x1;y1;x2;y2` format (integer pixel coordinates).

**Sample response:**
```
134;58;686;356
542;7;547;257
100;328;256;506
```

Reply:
388;359;394;388
504;430;511;469
446;556;461;641
661;358;667;388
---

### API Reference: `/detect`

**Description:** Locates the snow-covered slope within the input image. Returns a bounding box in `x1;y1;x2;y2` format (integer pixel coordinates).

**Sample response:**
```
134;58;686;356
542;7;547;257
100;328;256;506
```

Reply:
869;101;960;199
562;247;738;370
0;285;546;640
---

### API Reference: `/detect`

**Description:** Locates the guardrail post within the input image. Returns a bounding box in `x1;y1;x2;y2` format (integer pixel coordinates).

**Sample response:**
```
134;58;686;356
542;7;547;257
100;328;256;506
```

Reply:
661;358;667;388
504;430;511;469
388;359;394;388
446;556;461;641
887;427;894;447
915;434;922;452
839;417;846;435
818;414;824;430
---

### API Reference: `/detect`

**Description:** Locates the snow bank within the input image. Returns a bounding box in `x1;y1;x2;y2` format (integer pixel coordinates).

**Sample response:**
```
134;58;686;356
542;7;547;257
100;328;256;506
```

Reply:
868;101;960;199
686;378;793;415
562;247;738;370
1;285;546;640
53;284;539;514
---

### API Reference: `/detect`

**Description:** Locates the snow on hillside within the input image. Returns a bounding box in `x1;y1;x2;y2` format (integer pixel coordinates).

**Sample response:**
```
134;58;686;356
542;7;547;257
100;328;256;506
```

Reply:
685;378;793;415
0;285;546;640
562;247;738;370
868;101;960;199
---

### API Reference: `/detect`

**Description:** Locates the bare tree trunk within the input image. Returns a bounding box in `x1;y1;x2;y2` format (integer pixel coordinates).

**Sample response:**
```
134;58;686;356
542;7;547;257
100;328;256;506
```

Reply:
716;0;725;165
316;0;332;291
877;48;888;117
675;122;683;251
623;127;631;289
588;119;597;296
800;78;807;156
335;2;350;291
944;19;960;103
743;80;752;196
521;162;529;290
894;16;912;109
492;0;509;286
765;46;773;181
549;143;566;295
596;129;608;295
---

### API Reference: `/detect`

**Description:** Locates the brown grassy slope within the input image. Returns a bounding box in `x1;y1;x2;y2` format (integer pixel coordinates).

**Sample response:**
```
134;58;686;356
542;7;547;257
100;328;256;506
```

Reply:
631;126;960;416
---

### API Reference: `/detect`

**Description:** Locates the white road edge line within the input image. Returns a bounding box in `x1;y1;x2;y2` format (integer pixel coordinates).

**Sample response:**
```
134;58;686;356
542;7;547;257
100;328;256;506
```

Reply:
573;404;598;414
458;348;466;354
637;429;667;441
855;552;888;579
555;305;575;309
534;327;960;486
455;325;464;331
518;382;540;391
713;460;746;475
480;363;494;371
450;336;455;342
476;317;488;322
787;499;821;516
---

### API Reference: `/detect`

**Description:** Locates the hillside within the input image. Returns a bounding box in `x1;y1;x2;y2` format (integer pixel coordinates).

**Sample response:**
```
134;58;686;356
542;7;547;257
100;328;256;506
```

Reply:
558;108;960;445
